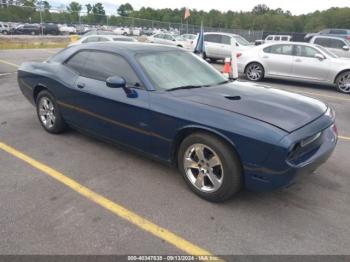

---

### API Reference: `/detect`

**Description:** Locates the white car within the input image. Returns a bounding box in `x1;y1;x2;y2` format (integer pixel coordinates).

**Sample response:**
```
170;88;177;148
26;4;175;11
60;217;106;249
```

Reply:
113;27;130;35
68;34;136;47
310;35;350;58
59;24;76;35
148;33;185;47
237;42;350;93
194;32;253;61
265;35;292;43
0;22;10;35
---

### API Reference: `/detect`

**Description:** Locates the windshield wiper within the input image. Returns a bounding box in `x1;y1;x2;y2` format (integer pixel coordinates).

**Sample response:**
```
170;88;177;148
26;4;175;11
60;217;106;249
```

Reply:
166;85;207;92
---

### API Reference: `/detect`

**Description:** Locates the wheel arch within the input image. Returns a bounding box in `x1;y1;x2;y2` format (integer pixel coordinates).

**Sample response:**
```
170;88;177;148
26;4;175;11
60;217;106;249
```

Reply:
171;125;243;170
33;84;48;103
334;69;350;83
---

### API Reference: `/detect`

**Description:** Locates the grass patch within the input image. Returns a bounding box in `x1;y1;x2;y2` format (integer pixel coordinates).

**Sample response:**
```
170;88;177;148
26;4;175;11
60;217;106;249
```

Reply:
0;41;69;49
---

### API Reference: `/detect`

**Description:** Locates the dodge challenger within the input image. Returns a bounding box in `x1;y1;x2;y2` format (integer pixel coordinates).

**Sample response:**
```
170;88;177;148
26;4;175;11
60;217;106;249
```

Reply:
17;42;338;202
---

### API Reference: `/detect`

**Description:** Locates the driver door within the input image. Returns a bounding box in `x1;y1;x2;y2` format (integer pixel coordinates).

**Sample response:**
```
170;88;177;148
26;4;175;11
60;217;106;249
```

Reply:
292;45;331;81
66;50;151;152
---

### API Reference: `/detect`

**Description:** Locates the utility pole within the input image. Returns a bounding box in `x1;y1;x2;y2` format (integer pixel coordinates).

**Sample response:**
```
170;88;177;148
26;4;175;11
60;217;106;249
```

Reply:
39;0;43;35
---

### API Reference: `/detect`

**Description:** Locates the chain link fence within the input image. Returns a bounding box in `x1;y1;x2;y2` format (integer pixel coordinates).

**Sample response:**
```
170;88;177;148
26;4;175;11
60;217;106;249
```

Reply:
0;5;263;42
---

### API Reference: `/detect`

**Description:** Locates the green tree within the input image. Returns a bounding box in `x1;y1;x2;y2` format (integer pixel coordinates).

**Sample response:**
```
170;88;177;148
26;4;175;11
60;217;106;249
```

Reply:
67;1;82;23
117;3;133;16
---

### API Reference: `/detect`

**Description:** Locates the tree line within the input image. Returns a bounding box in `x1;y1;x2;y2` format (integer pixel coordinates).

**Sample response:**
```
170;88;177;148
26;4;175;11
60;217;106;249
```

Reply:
1;1;350;32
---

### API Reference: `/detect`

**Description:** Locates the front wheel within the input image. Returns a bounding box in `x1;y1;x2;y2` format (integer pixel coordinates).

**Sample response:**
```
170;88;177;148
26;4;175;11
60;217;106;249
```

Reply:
245;62;264;81
36;90;67;134
178;132;242;202
335;71;350;94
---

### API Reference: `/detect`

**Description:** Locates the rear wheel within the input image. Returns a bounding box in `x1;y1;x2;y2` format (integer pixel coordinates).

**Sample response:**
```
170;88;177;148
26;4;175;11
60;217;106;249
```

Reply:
335;71;350;94
245;62;264;81
178;132;242;202
36;90;67;134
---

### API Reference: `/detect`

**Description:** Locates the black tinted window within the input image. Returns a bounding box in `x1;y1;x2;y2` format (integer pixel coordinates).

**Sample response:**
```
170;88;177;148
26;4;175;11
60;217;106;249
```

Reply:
204;34;221;43
65;51;90;75
314;38;331;47
264;44;293;55
83;52;140;85
329;38;346;49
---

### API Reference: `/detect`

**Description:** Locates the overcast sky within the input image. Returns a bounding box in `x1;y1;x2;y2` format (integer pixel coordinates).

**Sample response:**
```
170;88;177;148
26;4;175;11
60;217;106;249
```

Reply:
51;0;350;15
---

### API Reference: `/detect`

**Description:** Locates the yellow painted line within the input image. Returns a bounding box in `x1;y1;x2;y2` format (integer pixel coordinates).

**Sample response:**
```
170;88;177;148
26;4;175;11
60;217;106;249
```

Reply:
0;59;19;68
0;142;216;257
339;136;350;141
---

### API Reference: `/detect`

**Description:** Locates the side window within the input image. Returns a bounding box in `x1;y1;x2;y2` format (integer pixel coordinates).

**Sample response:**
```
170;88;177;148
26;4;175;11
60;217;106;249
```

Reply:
155;34;163;39
314;38;331;47
281;36;288;41
86;36;99;43
264;44;293;55
329;39;346;49
164;34;173;41
266;36;273;41
274;36;281;41
204;34;221;43
98;37;109;42
83;52;141;86
295;45;319;58
64;51;90;75
221;35;231;45
330;29;347;34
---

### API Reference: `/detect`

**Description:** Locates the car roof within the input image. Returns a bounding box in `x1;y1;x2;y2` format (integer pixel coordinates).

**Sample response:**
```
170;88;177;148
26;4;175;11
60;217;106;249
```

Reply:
312;35;348;40
204;32;239;37
260;42;319;48
83;34;132;39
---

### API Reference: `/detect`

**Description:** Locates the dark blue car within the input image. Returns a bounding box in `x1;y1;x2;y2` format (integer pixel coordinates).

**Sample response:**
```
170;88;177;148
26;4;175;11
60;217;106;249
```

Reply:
17;42;338;202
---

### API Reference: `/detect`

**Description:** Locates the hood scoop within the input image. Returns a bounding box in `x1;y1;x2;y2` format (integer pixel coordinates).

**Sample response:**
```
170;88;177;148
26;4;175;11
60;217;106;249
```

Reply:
225;95;241;101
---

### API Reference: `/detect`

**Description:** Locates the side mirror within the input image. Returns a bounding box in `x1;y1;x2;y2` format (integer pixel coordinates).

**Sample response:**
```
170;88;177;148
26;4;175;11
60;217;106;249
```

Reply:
342;45;349;51
315;53;325;60
106;75;126;88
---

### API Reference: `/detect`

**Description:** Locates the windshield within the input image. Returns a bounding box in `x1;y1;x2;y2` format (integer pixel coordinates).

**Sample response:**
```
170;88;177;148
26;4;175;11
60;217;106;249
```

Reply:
234;35;250;46
316;45;338;58
137;51;227;91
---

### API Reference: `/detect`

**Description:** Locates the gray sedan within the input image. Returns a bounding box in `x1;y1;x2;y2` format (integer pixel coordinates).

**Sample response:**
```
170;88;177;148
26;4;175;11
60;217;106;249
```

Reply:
237;42;350;94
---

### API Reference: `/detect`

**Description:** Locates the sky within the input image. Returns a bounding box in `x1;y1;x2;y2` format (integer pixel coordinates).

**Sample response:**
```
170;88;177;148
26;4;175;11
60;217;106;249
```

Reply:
50;0;350;15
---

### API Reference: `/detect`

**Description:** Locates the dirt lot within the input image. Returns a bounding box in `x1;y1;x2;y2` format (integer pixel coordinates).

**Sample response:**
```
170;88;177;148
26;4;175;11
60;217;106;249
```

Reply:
0;49;350;256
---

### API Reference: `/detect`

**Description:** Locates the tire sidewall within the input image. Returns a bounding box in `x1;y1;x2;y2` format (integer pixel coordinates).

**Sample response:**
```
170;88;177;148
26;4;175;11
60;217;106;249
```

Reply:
178;132;242;202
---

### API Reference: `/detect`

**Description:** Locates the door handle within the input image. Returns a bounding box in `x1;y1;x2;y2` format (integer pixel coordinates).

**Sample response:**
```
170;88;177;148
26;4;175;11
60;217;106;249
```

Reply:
295;59;302;62
262;55;269;59
77;82;85;89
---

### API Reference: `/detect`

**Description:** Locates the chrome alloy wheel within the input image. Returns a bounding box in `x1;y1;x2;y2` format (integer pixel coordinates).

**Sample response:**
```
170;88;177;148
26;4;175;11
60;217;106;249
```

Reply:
38;97;56;129
338;73;350;93
183;143;224;193
246;63;263;81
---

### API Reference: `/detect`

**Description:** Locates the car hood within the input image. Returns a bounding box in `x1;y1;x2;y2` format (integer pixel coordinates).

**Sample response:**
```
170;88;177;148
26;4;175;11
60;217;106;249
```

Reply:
171;82;327;133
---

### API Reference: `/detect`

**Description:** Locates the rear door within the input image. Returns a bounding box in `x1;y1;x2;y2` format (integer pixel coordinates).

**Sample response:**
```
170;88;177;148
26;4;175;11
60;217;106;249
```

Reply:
261;44;294;77
292;45;330;81
220;35;233;58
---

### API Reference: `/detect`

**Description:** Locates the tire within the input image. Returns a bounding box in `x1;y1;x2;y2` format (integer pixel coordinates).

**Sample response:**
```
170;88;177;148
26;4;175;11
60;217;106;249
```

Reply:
335;71;350;94
177;132;242;202
36;90;67;134
245;62;264;81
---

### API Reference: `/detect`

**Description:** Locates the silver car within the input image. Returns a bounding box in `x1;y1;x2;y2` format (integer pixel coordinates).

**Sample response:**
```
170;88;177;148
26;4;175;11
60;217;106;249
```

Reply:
194;32;253;61
68;34;136;47
238;42;350;94
310;36;350;58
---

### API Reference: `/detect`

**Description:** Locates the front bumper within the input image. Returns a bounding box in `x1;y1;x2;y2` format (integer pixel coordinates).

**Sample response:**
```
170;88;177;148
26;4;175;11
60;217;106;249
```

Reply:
244;113;337;192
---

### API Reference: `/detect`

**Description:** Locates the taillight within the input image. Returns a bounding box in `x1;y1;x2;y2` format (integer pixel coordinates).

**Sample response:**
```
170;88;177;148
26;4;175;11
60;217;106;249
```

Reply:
346;36;350;40
236;52;242;58
331;124;338;137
